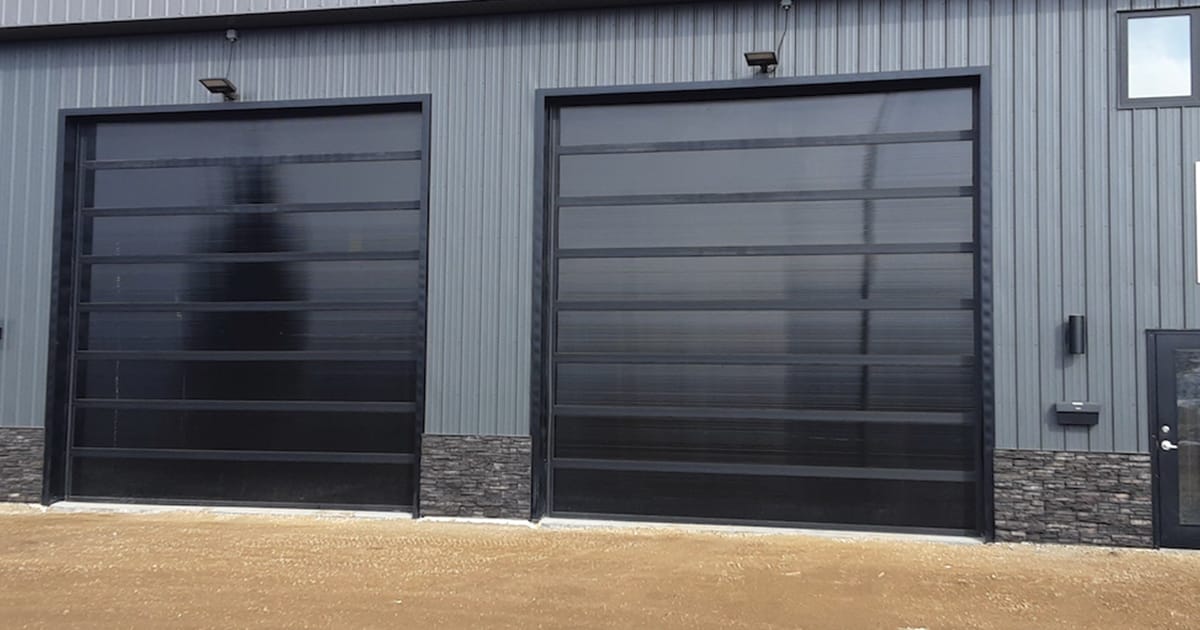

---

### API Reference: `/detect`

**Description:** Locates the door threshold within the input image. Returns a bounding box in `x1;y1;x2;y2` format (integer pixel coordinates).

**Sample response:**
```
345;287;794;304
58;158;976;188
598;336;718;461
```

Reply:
538;516;984;544
46;500;414;520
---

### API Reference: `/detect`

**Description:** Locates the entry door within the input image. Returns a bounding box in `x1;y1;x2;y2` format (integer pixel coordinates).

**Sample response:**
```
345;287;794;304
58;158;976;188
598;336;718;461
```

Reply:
1151;331;1200;548
541;79;984;533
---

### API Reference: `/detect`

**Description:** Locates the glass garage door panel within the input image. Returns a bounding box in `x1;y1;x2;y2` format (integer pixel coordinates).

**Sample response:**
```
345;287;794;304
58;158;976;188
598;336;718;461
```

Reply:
553;469;975;530
557;254;974;303
71;459;413;507
90;111;424;160
558;198;975;250
64;106;425;509
553;416;975;470
558;142;972;197
79;310;418;352
86;211;422;256
74;410;417;454
557;311;975;356
88;161;422;209
548;85;981;532
84;260;418;303
77;359;416;402
558;87;974;145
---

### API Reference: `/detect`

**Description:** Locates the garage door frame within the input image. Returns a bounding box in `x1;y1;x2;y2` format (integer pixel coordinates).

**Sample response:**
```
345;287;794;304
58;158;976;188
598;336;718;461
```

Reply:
41;95;432;511
530;68;994;537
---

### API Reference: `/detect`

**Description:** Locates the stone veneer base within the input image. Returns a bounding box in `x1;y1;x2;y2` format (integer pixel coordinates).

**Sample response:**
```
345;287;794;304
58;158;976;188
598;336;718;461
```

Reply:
994;449;1153;547
0;427;43;503
419;435;531;519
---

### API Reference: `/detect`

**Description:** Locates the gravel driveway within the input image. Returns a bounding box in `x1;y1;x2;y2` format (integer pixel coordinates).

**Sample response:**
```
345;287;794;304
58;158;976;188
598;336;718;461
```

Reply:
0;505;1197;629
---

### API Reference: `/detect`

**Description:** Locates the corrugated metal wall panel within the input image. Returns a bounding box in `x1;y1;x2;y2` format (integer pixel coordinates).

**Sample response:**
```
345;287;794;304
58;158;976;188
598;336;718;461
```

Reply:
0;0;472;28
990;0;1018;449
1083;0;1115;452
1185;108;1200;330
1036;0;1065;452
1;0;1198;448
1012;0;1041;449
1061;0;1089;453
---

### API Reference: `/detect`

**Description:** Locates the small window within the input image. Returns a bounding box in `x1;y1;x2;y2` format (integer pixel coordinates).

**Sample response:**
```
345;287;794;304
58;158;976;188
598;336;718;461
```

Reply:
1120;10;1200;108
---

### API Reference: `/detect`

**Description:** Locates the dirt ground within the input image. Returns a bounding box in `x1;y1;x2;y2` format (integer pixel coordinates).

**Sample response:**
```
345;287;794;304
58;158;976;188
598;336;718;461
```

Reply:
0;506;1198;629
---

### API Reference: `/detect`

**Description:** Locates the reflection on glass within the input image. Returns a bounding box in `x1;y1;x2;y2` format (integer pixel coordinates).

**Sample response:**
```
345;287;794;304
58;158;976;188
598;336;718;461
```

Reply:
559;198;974;250
559;142;973;198
1177;350;1200;524
556;310;974;356
87;211;419;256
1128;15;1192;99
558;88;974;146
557;254;974;303
91;112;423;160
90;161;421;209
553;416;973;470
555;364;975;412
75;410;416;454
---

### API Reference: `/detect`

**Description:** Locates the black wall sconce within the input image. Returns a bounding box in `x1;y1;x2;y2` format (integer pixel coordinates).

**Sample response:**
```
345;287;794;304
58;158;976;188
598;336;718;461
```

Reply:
1066;314;1087;355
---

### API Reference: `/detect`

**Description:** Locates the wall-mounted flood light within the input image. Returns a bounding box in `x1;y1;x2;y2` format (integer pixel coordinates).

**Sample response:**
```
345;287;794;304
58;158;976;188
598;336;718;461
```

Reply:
744;51;779;73
1067;314;1087;355
199;77;239;101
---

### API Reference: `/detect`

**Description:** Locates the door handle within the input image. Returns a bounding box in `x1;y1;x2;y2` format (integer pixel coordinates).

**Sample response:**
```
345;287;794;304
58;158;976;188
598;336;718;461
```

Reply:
1162;439;1180;452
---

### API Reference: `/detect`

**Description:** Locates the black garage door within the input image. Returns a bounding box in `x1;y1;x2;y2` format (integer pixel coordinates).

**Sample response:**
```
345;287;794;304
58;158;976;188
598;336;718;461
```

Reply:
53;100;427;509
541;80;984;533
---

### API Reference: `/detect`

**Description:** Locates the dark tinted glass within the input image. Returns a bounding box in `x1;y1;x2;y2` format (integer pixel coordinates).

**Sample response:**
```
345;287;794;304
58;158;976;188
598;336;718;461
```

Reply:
78;359;416;402
90;111;423;160
83;260;417;303
557;254;974;303
558;198;973;250
554;416;974;470
86;211;421;256
557;310;974;356
71;458;412;506
74;409;415;454
68;109;425;509
555;364;976;412
80;310;418;352
558;142;973;198
89;161;422;209
552;469;975;530
558;88;974;146
549;87;980;532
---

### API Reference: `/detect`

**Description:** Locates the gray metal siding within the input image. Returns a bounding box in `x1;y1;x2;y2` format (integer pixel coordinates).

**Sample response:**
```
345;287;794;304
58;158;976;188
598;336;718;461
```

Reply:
0;0;1195;449
0;1;475;28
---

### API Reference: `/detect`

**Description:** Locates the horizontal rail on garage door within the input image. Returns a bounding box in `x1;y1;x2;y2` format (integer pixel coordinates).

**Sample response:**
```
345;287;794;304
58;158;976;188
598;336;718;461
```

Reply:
552;404;974;426
554;298;976;312
80;251;422;265
71;448;415;465
552;458;974;483
82;201;422;217
558;186;974;207
82;150;423;170
78;300;417;313
552;353;974;367
557;130;974;156
73;399;416;413
556;243;974;259
75;350;418;362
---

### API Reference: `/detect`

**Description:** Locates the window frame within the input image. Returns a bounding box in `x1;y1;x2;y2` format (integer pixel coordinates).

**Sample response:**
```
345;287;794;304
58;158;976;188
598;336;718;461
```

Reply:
1118;8;1200;109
